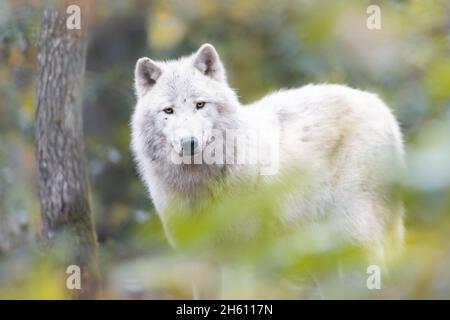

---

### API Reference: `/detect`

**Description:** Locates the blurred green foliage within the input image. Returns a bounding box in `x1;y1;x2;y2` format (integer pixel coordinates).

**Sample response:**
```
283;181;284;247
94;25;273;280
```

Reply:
0;0;450;299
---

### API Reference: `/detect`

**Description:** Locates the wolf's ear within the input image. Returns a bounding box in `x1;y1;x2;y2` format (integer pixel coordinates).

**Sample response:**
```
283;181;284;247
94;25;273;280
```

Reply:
193;44;226;82
134;57;162;97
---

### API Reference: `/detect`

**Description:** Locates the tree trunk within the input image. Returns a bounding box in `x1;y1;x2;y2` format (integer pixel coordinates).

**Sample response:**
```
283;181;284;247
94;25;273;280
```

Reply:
35;0;99;299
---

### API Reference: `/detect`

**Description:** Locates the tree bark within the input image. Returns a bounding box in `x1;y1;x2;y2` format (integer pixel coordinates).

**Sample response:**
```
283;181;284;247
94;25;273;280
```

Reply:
35;0;99;299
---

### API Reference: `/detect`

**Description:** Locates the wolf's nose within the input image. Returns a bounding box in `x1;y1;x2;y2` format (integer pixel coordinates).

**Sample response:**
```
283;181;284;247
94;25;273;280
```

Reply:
181;137;199;156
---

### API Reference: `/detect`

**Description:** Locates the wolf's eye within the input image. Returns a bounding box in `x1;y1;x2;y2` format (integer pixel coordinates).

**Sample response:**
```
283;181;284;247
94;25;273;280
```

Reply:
163;107;174;114
196;102;205;109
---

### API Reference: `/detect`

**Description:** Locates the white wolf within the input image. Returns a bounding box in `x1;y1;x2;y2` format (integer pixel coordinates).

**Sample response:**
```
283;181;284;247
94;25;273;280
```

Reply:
131;44;405;286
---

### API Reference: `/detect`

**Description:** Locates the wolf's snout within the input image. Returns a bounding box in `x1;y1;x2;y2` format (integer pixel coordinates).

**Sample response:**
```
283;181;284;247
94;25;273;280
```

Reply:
181;137;199;156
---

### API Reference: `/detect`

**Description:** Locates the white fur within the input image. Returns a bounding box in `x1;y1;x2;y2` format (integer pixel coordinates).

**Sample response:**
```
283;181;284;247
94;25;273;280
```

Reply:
131;44;405;264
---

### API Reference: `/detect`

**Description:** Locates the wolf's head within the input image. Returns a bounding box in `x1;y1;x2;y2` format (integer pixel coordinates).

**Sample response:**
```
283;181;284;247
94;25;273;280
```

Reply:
131;44;240;166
